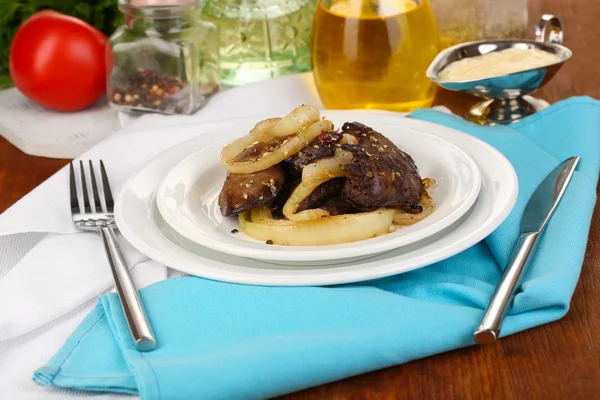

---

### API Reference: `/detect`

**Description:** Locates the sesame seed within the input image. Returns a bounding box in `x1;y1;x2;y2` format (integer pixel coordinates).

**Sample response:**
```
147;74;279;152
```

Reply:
383;145;389;149
259;196;264;200
242;193;249;199
396;172;401;177
366;152;372;157
367;172;373;177
269;178;274;184
266;240;274;245
313;145;319;149
378;147;385;152
231;229;239;234
249;180;254;183
245;183;252;188
298;151;303;157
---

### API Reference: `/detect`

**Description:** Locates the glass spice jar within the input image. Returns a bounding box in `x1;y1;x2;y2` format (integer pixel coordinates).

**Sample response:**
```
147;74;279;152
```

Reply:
107;0;220;115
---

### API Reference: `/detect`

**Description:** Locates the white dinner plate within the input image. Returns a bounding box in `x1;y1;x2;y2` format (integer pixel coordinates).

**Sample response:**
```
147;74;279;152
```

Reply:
115;112;518;286
155;113;482;264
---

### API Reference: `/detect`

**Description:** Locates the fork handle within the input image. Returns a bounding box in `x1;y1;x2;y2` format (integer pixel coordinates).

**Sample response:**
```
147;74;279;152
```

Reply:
100;226;156;351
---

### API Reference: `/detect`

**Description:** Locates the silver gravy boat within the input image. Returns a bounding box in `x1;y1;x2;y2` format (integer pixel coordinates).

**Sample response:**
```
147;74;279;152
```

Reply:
426;15;572;125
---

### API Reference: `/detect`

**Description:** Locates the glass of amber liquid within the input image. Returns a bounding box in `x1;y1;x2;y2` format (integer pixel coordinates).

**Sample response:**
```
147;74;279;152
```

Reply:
311;0;440;111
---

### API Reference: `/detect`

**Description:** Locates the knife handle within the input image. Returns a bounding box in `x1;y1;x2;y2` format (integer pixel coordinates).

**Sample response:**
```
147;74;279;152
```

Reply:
474;233;539;344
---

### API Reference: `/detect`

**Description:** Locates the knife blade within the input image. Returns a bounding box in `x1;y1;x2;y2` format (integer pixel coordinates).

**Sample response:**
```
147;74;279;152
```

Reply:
473;156;580;344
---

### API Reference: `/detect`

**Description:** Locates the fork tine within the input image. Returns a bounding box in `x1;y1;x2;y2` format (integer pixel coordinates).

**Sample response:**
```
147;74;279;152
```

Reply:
69;162;80;213
79;160;92;213
100;160;115;212
88;161;103;212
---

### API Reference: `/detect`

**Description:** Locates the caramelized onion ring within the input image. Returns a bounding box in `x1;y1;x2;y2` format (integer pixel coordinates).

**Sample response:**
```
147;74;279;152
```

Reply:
284;151;351;222
222;120;334;174
267;105;320;137
283;149;351;221
250;117;281;141
283;177;332;221
302;149;353;181
239;207;396;246
221;118;281;165
250;207;293;225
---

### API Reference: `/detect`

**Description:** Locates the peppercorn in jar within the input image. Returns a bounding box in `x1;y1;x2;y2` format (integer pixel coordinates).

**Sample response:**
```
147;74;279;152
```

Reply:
107;0;220;115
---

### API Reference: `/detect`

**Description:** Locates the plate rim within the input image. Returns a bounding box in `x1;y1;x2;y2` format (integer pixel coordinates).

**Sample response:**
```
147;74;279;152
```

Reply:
154;115;483;262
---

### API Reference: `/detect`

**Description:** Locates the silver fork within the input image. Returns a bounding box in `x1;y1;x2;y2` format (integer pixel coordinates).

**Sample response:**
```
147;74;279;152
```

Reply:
70;160;156;351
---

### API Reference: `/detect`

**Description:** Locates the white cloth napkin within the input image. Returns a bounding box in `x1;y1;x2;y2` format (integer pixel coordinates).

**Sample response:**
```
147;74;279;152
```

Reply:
0;72;450;398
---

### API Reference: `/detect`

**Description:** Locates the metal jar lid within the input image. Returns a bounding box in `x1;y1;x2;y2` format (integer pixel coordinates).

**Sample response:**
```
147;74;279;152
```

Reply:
119;0;204;17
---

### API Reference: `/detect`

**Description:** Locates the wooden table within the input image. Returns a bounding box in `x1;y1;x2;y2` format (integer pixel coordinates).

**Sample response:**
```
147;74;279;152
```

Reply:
1;0;598;398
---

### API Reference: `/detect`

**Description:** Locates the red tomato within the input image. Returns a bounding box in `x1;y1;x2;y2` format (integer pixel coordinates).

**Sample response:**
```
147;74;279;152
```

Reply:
9;10;108;112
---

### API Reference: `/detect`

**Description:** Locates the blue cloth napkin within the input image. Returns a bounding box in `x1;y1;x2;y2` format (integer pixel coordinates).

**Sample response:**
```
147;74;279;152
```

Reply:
34;97;600;400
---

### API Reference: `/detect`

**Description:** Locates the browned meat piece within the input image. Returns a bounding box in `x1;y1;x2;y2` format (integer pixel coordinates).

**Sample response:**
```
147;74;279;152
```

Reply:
218;142;285;217
340;122;422;213
271;178;300;217
282;131;342;176
297;177;346;212
320;195;360;216
218;167;285;217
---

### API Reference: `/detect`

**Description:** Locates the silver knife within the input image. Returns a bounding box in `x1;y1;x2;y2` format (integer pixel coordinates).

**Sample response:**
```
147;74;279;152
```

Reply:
474;156;580;344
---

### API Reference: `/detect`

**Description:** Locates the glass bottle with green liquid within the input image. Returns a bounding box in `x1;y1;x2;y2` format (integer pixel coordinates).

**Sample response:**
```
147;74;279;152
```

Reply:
202;0;316;87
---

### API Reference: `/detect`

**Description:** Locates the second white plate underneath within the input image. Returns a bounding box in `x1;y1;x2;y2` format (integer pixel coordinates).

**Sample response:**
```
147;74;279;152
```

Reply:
155;112;482;264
